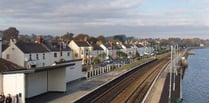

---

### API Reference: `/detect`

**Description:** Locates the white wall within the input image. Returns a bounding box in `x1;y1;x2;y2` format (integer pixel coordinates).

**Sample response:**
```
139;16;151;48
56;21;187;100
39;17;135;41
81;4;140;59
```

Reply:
3;73;25;103
0;74;2;93
2;44;25;67
66;60;84;83
68;41;80;59
26;72;47;98
48;68;66;92
50;51;72;64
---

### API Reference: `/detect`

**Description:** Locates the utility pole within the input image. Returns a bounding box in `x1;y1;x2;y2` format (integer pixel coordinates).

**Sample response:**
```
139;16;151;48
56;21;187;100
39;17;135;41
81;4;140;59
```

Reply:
169;45;173;103
173;45;176;91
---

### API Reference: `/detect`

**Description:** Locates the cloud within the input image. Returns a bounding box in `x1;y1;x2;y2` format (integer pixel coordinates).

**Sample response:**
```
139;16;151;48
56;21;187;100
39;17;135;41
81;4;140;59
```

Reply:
0;0;209;38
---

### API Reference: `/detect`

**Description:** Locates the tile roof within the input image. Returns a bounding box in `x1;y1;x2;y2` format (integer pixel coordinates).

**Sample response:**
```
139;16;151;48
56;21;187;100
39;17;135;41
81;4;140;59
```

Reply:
0;58;24;73
16;42;50;53
74;41;91;47
92;44;103;50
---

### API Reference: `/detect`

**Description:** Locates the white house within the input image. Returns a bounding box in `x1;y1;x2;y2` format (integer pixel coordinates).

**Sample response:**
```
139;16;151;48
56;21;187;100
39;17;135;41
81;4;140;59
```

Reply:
100;43;113;59
2;40;51;68
91;44;105;58
43;41;72;64
2;40;74;68
121;44;136;58
68;40;93;64
135;44;145;56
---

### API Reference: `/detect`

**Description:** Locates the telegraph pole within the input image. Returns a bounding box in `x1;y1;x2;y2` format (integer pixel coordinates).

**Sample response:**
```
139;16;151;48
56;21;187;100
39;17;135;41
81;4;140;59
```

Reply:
169;45;173;103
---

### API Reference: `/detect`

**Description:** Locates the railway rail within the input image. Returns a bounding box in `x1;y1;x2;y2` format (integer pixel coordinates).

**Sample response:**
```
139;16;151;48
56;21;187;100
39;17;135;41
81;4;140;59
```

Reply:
74;56;169;103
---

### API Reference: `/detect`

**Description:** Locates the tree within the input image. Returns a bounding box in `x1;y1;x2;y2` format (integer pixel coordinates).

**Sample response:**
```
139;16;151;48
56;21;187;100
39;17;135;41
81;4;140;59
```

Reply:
18;35;31;43
3;27;19;41
74;33;89;41
136;50;140;58
88;37;98;44
61;32;74;42
116;51;128;59
93;57;100;64
113;35;127;43
97;35;105;43
98;52;106;59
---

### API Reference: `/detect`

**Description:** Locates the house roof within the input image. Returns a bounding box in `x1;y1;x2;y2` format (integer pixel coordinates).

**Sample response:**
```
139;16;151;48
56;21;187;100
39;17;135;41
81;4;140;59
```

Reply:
43;42;71;51
92;44;103;50
135;44;144;48
123;44;132;48
2;44;9;52
0;58;24;73
16;42;50;53
74;41;91;47
103;44;112;50
2;62;75;74
114;44;123;49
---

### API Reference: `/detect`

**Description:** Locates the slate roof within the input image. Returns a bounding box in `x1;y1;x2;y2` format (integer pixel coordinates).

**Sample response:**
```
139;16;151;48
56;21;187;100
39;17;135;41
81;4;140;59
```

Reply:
114;44;123;49
92;44;103;50
2;44;9;52
43;42;71;51
103;44;112;50
0;58;24;73
123;44;132;48
135;44;144;48
74;41;91;47
16;42;50;53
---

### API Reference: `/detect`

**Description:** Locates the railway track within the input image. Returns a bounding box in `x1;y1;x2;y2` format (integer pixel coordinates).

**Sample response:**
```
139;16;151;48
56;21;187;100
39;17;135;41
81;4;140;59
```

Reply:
74;56;169;103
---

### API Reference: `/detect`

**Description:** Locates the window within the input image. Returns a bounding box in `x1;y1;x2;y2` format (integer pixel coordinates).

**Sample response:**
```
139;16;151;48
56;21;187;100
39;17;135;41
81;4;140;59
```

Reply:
6;54;9;59
29;54;32;60
54;53;57;57
36;54;39;60
43;53;45;60
67;52;70;56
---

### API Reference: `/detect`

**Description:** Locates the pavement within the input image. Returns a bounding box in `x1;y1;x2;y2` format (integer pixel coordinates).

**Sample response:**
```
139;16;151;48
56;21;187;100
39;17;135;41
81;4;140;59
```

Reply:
144;64;170;103
26;68;128;103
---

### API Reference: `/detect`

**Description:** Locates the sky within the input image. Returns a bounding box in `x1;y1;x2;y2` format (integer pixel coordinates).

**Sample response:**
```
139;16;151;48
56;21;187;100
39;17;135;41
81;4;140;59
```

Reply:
1;0;209;38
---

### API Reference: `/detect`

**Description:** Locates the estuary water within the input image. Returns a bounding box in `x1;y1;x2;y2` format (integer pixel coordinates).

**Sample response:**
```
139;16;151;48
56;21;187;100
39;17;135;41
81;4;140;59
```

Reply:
183;48;209;103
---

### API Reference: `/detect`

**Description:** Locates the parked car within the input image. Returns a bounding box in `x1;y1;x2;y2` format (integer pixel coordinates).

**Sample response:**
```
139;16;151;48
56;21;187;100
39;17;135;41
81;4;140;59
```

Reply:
99;62;107;67
122;58;130;64
112;61;122;66
103;59;113;64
